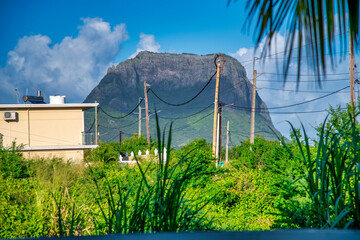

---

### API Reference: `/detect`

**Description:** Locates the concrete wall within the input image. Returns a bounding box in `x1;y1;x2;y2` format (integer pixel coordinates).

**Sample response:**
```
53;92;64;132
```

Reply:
0;107;86;161
23;149;84;162
0;108;83;147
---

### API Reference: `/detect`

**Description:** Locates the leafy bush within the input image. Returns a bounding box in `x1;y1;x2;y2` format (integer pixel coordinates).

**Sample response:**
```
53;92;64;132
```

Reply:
0;144;29;179
175;138;217;186
119;134;157;155
226;138;308;229
85;134;157;163
85;142;119;163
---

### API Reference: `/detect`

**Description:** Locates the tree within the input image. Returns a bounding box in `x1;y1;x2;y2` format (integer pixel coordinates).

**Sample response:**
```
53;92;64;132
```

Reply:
228;0;359;86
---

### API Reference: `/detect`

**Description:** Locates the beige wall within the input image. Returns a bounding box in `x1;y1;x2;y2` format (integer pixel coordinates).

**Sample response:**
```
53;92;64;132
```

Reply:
0;107;89;161
23;149;84;162
0;108;84;148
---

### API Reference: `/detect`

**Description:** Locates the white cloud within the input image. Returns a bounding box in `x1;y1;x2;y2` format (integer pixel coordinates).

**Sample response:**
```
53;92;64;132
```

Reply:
129;33;161;58
0;17;128;103
229;32;356;140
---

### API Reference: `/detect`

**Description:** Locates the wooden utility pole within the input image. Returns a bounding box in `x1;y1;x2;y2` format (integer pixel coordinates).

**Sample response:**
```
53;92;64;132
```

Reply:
350;32;356;107
250;57;257;145
225;119;229;162
138;97;142;138
144;81;150;147
95;100;98;145
212;61;221;156
215;113;220;158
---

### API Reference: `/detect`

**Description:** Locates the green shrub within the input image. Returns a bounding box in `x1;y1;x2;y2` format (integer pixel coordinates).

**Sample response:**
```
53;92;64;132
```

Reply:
0;144;29;179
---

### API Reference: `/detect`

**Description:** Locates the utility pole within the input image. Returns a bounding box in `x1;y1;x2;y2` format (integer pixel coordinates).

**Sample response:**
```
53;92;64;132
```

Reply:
138;97;142;138
119;131;122;148
215;112;220;158
225;119;229;162
218;103;223;162
350;32;356;107
250;57;257;146
212;61;221;156
95;100;98;145
144;81;150;147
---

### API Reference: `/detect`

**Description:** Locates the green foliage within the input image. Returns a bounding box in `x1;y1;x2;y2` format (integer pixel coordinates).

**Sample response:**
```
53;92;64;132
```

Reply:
202;167;276;230
5;106;360;237
229;137;303;177
175;138;217;186
284;106;360;229
210;137;309;229
119;133;157;154
0;177;50;238
85;141;119;163
0;143;29;179
85;134;157;163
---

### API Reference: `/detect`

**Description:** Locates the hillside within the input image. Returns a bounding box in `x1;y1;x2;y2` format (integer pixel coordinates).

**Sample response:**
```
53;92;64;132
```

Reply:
84;51;281;147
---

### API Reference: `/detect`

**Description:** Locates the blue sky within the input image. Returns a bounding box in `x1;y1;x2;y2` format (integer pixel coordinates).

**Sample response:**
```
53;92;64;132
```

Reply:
0;0;250;65
0;0;358;139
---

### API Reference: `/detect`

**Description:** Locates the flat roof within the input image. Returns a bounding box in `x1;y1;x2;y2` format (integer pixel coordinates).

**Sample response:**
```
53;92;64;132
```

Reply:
0;103;99;110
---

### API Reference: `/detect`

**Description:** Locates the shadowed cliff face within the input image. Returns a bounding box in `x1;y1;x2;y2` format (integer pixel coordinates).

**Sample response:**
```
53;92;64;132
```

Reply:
84;51;279;146
84;51;270;121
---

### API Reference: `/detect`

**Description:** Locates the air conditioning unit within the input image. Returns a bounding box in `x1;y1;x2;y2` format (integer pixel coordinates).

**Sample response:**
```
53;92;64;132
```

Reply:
3;111;17;121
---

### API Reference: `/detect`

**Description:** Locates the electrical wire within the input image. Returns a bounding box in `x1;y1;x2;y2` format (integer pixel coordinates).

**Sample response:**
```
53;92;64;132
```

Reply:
260;86;350;93
226;86;349;111
99;97;144;119
256;77;349;83
262;72;357;77
148;71;216;106
238;31;349;64
148;54;225;107
218;77;349;96
86;118;95;132
171;110;214;133
157;103;213;120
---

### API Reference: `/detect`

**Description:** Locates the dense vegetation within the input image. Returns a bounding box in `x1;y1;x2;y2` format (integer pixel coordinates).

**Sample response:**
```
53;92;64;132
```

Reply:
0;107;359;238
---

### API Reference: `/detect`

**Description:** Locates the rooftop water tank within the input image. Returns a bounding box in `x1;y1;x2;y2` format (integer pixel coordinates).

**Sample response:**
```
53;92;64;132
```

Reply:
49;95;66;104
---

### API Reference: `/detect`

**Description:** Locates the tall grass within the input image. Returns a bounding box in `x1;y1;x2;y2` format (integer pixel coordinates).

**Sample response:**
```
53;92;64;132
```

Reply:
284;107;360;229
89;112;210;233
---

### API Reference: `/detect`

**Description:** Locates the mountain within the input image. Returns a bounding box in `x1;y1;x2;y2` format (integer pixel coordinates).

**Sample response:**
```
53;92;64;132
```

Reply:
84;51;281;147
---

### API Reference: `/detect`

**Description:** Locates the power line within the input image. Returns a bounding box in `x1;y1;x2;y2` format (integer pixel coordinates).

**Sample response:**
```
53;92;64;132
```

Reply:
148;71;216;106
227;86;349;111
218;77;349;96
260;86;350;93
268;109;334;114
256;77;349;83
157;103;213;120
86;118;95;132
262;72;356;77
171;110;214;133
257;51;350;61
148;54;224;107
260;31;348;59
98;97;144;119
238;31;349;63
